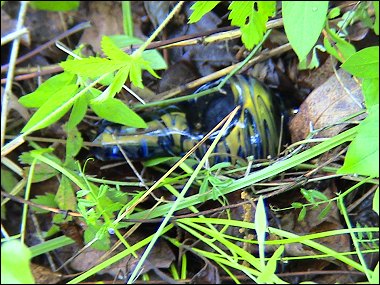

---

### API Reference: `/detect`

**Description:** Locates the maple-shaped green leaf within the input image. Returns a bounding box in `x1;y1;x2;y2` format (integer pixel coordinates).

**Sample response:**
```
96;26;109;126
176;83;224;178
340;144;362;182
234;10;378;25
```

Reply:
188;1;221;23
60;57;125;79
338;105;379;177
228;1;253;26
31;193;58;214
19;72;76;108
89;97;147;128
21;84;79;133
101;36;131;61
108;35;167;70
229;1;276;50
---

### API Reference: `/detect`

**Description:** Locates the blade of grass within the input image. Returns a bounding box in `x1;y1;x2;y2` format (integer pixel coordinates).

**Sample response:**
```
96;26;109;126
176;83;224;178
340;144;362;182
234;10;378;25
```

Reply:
126;126;359;221
126;106;240;283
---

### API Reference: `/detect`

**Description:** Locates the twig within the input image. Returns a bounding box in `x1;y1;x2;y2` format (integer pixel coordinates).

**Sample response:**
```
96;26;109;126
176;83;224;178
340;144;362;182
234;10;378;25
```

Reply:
0;21;91;73
1;1;29;149
1;27;29;46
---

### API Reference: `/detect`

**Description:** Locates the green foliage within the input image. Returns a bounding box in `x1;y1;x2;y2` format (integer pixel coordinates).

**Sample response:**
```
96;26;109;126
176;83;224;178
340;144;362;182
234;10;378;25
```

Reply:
292;189;332;221
89;97;147;128
189;1;276;50
282;1;329;62
337;46;380;178
323;26;356;63
338;105;379;177
19;148;60;183
108;35;167;70
188;1;221;23
374;187;379;215
374;2;379;35
20;84;78;134
18;72;76;108
341;46;379;79
1;240;35;284
199;162;233;201
29;1;79;12
30;193;58;214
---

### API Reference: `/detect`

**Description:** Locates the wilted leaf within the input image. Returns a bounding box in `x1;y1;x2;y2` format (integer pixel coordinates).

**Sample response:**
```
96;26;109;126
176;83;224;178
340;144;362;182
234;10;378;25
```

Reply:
65;126;83;161
55;176;77;211
289;69;364;142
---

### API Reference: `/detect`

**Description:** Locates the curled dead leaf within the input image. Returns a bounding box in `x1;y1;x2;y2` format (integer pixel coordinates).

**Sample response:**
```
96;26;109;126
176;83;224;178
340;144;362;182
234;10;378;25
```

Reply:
289;68;365;143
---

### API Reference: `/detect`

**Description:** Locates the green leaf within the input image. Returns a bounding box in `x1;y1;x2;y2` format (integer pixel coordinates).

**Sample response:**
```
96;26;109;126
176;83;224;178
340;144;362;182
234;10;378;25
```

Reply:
60;57;125;79
209;162;232;172
89;97;147;128
291;202;303;209
297;206;307;221
301;189;329;204
255;196;268;245
341;46;379;79
31;193;58;214
318;202;332;220
55;176;77;211
188;1;221;23
323;28;356;63
374;2;379;35
1;168;19;193
1;240;35;284
20;149;61;183
230;1;276;50
328;7;341;19
101;36;131;61
21;84;79;133
100;65;131;101
29;1;79;11
256;245;285;283
369;262;379;284
84;224;110;251
67;95;88;130
362;78;379;108
19;72;75;108
373;187;379;215
298;45;326;70
143;157;178;167
108;35;167;70
283;1;328;62
64;126;83;161
338;105;379;177
228;1;254;26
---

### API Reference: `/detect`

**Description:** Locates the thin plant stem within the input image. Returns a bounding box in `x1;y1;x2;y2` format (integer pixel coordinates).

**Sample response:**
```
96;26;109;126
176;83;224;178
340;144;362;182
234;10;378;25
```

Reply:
1;1;29;148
